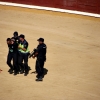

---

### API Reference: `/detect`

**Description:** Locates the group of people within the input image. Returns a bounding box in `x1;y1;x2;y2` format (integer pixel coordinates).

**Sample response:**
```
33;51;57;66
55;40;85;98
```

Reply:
6;31;47;81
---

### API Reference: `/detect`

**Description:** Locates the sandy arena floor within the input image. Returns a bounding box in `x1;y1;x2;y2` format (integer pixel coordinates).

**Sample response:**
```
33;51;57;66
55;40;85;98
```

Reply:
0;5;100;100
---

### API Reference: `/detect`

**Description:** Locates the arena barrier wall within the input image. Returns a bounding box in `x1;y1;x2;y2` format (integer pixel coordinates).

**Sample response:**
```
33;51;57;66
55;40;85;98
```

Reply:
0;0;100;18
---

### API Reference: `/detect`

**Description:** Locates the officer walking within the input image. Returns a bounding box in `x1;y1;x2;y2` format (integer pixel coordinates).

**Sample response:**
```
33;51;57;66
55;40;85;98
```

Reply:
32;38;47;81
18;34;30;76
6;38;19;75
12;31;21;72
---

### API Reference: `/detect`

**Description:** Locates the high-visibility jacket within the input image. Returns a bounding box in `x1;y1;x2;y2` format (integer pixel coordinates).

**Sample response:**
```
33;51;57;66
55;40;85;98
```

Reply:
18;40;29;53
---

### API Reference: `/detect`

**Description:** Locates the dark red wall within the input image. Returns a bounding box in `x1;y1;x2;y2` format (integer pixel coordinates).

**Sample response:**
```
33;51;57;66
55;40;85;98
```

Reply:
0;0;100;14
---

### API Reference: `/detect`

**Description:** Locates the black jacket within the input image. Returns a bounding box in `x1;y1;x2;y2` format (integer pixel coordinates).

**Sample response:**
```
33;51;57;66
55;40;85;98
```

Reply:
37;43;47;61
8;42;18;53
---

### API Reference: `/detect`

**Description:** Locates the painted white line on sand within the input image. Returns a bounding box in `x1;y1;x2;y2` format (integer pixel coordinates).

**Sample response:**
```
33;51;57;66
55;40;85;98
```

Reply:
0;1;100;18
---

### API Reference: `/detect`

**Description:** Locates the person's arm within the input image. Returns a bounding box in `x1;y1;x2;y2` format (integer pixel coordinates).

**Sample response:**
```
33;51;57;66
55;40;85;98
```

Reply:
18;46;27;51
18;42;28;51
32;46;39;59
32;52;38;59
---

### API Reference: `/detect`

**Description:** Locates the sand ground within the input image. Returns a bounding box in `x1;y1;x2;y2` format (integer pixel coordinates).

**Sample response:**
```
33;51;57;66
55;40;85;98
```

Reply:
0;5;100;100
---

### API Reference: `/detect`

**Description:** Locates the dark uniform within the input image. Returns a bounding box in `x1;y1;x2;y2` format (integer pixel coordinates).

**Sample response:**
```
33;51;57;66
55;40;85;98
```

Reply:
18;35;29;75
12;36;20;44
12;31;20;74
6;38;18;74
35;38;47;80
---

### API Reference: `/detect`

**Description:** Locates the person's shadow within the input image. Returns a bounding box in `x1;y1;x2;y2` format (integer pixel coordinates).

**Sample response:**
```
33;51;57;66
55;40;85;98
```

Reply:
31;68;48;79
42;68;48;78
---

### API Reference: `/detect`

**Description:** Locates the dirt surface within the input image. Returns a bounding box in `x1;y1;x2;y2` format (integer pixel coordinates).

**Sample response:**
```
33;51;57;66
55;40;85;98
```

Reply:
0;5;100;100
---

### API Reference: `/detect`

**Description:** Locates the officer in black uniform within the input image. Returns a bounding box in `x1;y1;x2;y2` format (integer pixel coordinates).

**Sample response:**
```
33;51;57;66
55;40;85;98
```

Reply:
6;38;19;74
32;38;47;81
18;34;30;76
12;31;21;71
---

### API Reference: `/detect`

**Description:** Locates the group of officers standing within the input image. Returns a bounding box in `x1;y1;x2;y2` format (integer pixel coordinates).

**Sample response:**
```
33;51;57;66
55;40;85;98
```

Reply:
6;31;47;81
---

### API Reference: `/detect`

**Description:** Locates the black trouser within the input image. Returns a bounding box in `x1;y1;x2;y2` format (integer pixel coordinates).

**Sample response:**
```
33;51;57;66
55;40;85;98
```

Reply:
18;52;28;72
35;59;45;77
13;53;19;72
7;52;13;70
7;52;18;71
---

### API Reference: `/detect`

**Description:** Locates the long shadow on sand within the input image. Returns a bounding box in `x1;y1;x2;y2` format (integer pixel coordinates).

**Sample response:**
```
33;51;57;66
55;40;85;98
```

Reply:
31;68;48;78
42;68;48;78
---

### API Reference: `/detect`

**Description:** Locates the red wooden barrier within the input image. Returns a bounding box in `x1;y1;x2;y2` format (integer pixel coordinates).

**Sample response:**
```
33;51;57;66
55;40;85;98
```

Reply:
0;0;100;14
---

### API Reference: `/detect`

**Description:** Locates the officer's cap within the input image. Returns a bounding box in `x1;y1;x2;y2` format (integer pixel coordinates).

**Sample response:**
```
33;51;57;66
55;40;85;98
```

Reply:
19;34;25;39
37;38;44;42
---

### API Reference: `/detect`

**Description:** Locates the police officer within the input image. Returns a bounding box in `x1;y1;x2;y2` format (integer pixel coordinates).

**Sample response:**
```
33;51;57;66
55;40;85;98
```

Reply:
12;31;21;71
18;34;30;75
32;38;47;81
6;38;19;74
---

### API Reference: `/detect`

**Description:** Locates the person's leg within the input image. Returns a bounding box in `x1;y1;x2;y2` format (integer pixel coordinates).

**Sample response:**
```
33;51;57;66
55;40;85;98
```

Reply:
36;60;41;76
23;53;29;74
35;60;39;73
18;53;24;73
13;53;19;74
39;60;44;77
7;53;13;70
36;59;44;81
17;52;20;72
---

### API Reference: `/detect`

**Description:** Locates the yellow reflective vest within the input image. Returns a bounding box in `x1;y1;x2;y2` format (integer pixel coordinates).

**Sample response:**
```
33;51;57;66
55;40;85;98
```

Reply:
18;42;29;53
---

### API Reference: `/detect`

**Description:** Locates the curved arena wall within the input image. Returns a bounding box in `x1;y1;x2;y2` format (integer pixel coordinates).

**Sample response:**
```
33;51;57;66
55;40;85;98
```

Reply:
0;0;100;14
